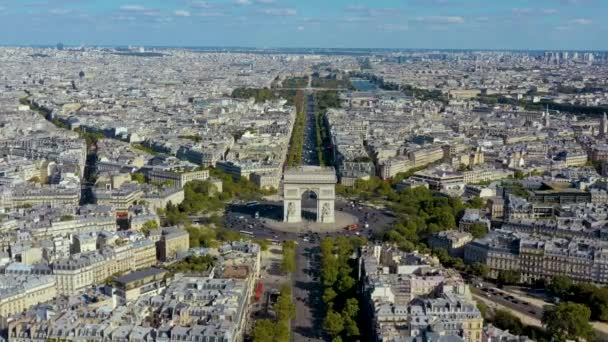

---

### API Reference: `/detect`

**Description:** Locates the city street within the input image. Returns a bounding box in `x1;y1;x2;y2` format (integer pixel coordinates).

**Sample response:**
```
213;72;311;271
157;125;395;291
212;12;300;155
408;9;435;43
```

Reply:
302;92;319;166
224;199;396;340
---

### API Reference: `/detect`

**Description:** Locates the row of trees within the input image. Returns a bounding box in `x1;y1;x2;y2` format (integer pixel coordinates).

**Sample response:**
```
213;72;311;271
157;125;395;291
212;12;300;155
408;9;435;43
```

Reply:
252;284;296;342
477;94;608;116
320;237;367;341
231;87;299;106
313;90;340;167
286;90;306;167
478;295;595;341
481;308;548;341
161;169;276;226
281;241;296;274
547;275;608;322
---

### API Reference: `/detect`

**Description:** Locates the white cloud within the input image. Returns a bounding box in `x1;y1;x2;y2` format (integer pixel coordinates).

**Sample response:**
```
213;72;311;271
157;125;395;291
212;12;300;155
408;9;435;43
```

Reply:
297;26;304;31
541;8;558;14
189;1;212;8
174;10;191;17
345;4;367;11
261;8;296;16
570;18;592;25
512;7;533;16
197;11;224;17
49;8;72;15
234;0;251;5
256;0;276;4
378;23;409;32
416;16;464;24
343;16;372;23
120;5;147;11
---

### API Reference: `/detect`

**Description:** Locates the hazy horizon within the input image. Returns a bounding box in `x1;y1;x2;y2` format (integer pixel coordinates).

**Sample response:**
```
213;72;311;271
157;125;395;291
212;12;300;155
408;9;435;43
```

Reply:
0;0;604;50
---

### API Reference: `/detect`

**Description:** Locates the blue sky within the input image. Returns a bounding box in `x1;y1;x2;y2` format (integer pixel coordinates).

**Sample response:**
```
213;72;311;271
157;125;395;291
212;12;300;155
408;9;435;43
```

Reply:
0;0;604;50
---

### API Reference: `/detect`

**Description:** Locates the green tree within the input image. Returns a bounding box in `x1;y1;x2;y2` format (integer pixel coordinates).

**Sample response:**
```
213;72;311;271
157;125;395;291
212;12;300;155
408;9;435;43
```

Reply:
336;274;355;293
497;270;520;285
344;316;360;337
141;220;159;235
273;321;290;342
131;173;146;184
494;310;524;335
548;275;573;298
469;223;489;239
470;262;490;278
469;197;485;209
251;319;274;342
343;298;359;319
323;310;344;337
477;302;489;319
542;302;595;342
322;287;338;304
274;284;296;321
514;170;525;179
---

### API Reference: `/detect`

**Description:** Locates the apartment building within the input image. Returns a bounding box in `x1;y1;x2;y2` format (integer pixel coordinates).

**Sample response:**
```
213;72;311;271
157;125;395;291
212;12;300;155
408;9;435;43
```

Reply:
464;230;608;284
52;244;135;296
156;227;190;262
0;275;57;318
144;168;209;188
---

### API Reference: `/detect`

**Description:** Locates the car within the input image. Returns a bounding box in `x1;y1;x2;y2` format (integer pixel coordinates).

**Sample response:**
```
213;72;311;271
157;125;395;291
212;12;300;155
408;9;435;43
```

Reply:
528;310;537;315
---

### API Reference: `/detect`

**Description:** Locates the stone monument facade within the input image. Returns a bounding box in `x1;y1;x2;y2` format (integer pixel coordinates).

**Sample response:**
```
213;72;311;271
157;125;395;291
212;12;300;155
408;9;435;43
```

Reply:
283;166;337;223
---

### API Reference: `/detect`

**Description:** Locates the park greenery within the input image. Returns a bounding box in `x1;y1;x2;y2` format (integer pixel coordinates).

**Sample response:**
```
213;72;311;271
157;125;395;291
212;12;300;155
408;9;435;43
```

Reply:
231;87;297;106
542;302;595;341
320;236;367;341
131;173;146;184
252;283;296;342
349;72;399;90
75;129;105;149
131;143;158;155
232;76;309;106
477;94;608;116
311;72;354;90
140;220;159;235
162;168;275;226
547;275;608;323
481;308;549;341
349;72;448;103
280;76;309;88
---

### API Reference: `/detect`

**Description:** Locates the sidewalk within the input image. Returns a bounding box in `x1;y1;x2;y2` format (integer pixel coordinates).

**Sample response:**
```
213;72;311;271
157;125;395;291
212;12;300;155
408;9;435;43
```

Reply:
472;294;542;327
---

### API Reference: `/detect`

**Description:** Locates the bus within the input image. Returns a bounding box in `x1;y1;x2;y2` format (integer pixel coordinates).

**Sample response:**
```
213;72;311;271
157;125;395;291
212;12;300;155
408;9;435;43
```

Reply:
239;230;254;237
246;201;258;207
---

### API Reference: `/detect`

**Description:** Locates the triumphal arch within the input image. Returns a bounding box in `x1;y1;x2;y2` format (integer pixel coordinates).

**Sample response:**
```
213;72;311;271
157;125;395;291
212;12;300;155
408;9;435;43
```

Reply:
283;166;337;223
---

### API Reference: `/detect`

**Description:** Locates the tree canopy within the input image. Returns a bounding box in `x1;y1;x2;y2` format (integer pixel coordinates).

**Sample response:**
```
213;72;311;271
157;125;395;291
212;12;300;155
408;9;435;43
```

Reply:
542;302;595;342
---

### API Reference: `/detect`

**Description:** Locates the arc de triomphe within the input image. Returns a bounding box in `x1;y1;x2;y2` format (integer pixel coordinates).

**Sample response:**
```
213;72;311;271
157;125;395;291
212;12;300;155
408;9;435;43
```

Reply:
283;166;337;223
